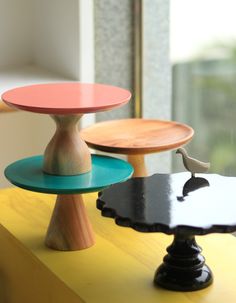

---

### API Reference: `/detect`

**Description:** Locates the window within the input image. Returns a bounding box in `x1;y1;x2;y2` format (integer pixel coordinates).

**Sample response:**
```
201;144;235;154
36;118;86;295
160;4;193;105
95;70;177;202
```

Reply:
171;0;236;175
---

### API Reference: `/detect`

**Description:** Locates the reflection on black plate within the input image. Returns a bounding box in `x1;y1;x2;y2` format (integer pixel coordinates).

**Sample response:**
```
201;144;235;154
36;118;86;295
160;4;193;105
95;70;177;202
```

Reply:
177;177;210;202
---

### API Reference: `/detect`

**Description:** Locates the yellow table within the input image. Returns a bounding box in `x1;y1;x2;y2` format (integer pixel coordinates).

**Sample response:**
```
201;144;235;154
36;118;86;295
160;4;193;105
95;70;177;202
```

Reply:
0;188;236;302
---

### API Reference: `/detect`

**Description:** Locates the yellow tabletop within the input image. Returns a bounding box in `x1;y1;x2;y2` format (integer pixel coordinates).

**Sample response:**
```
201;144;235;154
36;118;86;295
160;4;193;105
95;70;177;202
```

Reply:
0;188;235;302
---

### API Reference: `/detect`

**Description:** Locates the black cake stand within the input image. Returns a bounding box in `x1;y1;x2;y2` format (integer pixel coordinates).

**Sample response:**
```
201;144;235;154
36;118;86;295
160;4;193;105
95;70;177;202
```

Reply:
97;173;236;291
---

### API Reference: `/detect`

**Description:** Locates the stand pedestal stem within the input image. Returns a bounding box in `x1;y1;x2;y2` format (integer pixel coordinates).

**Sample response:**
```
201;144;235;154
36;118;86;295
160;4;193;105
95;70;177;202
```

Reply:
127;154;147;177
45;194;95;251
154;234;213;291
43;114;91;175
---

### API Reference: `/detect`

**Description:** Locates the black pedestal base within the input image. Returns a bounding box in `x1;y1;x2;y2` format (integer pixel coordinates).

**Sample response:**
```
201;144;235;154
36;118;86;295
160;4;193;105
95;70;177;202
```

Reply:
154;234;213;291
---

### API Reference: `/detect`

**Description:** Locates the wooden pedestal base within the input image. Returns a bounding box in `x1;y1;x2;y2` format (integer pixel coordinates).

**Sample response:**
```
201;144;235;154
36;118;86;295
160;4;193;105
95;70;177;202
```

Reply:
127;155;147;177
43;114;91;175
45;194;95;251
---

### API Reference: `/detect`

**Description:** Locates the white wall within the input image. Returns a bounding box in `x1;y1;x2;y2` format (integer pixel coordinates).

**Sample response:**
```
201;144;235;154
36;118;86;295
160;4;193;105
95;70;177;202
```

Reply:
0;0;81;77
33;0;80;79
0;0;94;188
0;112;54;187
0;0;33;68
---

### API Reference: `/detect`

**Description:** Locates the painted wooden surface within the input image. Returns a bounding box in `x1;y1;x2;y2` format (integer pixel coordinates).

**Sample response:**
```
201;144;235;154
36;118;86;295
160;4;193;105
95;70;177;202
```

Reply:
0;225;83;303
0;189;236;303
43;114;91;175
5;154;133;194
0;188;236;302
80;119;194;155
1;83;131;114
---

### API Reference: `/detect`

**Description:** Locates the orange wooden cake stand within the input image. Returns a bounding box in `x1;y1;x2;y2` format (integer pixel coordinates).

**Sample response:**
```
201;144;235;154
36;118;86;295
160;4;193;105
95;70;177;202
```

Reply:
81;119;194;177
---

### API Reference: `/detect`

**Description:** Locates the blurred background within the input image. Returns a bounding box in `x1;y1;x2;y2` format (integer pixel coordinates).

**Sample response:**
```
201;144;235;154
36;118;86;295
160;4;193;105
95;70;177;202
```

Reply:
1;0;236;186
171;0;236;176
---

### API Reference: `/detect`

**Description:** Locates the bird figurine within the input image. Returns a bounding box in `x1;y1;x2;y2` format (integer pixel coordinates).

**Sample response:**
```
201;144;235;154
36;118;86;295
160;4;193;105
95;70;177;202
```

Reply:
176;147;210;177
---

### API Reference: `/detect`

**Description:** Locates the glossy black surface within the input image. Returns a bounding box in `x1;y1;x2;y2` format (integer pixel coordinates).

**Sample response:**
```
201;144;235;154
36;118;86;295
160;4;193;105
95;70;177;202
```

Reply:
154;234;213;291
97;173;236;234
97;172;236;291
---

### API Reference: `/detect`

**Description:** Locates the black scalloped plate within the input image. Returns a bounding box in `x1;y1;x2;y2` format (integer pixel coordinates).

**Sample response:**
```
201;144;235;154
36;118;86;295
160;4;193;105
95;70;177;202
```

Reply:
97;172;236;235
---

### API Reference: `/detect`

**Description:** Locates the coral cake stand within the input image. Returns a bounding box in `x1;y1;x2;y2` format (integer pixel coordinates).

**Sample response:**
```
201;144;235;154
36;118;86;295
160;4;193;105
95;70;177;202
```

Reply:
97;172;236;291
2;82;133;251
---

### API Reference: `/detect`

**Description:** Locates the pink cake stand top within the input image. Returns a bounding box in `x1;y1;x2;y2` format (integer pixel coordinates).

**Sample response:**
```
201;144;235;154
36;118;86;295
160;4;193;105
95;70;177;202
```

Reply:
1;83;131;114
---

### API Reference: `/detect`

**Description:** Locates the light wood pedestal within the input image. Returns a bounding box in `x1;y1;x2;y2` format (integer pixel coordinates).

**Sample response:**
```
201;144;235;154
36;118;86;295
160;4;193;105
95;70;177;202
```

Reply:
0;188;236;302
0;100;15;113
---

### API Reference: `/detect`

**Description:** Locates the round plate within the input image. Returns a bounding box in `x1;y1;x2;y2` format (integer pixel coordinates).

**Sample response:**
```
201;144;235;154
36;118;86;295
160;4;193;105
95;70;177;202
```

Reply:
81;119;194;154
97;172;236;234
2;83;131;114
5;155;133;194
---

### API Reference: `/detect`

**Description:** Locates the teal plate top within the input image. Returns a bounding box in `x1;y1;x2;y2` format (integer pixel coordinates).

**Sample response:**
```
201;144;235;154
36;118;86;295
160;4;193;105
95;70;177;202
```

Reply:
5;155;133;194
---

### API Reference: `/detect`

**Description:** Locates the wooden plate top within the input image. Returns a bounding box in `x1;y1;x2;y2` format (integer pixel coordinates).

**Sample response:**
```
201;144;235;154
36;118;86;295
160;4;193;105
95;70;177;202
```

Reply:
1;83;131;114
80;119;194;154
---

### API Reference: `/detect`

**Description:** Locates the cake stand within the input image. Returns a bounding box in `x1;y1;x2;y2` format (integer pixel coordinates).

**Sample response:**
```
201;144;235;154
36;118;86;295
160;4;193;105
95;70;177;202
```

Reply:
2;82;133;251
81;119;194;177
97;172;236;291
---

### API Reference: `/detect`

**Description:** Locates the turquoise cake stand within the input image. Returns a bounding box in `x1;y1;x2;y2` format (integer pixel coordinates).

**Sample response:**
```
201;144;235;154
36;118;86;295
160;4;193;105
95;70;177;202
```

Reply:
5;154;133;251
5;155;133;194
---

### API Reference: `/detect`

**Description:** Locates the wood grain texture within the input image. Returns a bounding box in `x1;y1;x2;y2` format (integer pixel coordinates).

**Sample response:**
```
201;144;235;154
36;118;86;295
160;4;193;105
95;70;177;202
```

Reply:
43;114;91;175
80;119;194;155
0;100;16;113
127;154;147;177
45;194;95;251
1;188;236;302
